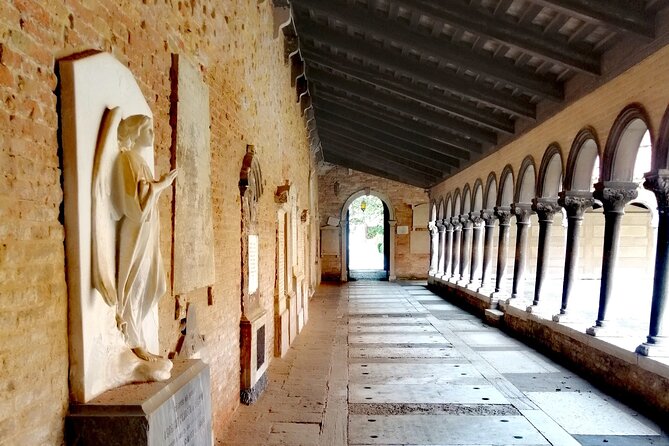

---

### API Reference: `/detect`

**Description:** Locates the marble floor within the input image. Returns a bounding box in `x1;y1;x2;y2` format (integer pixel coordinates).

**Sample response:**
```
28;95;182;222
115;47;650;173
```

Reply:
218;281;668;445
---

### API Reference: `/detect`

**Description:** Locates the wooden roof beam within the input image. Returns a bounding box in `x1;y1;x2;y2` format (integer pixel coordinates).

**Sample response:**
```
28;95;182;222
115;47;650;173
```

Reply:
323;152;435;188
397;0;601;74
293;0;563;100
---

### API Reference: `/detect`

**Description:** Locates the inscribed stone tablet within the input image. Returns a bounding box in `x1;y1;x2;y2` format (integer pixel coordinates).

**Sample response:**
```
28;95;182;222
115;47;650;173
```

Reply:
172;54;215;295
248;235;259;294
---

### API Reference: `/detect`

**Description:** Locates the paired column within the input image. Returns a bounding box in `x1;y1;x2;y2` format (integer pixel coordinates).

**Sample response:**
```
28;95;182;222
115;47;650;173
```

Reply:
511;203;535;300
529;198;560;310
436;221;446;278
458;215;473;286
442;219;454;280
587;182;638;336
637;170;669;356
428;222;439;275
450;216;462;281
478;210;497;292
553;191;594;322
468;212;484;288
491;207;512;299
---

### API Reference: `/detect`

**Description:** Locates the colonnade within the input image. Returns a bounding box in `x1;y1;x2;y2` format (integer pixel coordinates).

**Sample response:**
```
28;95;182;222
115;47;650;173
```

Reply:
428;104;669;357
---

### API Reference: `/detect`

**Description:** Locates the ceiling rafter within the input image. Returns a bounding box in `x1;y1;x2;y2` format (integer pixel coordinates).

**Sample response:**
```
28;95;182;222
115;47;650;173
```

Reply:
395;0;601;74
293;0;563;100
307;67;498;145
302;48;515;133
323;152;432;188
297;22;536;118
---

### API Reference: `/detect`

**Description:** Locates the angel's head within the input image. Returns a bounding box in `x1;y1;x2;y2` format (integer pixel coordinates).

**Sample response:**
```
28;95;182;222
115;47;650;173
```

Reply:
117;114;153;150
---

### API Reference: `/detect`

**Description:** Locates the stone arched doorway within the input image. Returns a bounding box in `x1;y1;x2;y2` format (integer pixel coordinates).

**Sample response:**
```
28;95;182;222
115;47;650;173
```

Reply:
340;189;396;281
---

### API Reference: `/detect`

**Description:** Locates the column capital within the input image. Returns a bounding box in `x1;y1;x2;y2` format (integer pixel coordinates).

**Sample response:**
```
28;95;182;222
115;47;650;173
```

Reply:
480;209;497;225
436;221;446;233
511;203;535;223
493;206;512;225
593;181;638;213
388;219;398;227
450;216;463;230
442;218;453;230
644;169;669;212
469;211;484;227
459;214;473;229
532;198;561;222
558;190;594;218
428;222;439;234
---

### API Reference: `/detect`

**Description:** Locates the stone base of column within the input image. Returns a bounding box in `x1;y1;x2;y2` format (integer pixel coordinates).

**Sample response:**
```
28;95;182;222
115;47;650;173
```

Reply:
456;278;470;287
525;304;538;313
466;281;480;291
636;339;669;357
448;274;461;284
586;323;622;337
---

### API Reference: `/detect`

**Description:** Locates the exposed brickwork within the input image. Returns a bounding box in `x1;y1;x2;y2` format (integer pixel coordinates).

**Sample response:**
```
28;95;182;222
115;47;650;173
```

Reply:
318;166;429;279
0;1;317;444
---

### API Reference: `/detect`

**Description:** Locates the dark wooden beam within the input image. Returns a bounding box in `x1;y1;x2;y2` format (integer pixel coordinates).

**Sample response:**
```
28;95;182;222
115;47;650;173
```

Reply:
301;48;515;134
314;101;472;161
293;0;563;100
533;0;655;38
314;89;485;153
323;151;433;188
398;0;601;74
320;135;445;179
308;68;498;145
296;23;536;118
317;122;460;169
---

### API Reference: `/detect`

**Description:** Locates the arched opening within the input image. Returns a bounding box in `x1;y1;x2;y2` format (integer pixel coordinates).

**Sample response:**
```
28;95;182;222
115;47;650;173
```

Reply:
347;195;388;280
340;189;396;282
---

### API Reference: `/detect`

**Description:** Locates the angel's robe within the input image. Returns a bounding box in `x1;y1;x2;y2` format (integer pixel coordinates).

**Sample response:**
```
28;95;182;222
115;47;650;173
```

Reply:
114;148;167;350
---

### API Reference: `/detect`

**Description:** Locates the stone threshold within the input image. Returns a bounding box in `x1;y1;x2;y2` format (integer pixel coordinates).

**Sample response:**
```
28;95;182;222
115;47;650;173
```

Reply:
427;275;669;424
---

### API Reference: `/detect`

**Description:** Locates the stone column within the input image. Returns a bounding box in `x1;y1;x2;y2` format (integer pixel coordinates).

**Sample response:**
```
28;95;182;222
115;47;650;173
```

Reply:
428;222;439;276
511;203;535;300
637;170;669;356
436;221;446;278
478;210;497;292
586;182;638;336
528;199;560;311
553;191;594;322
442;219;454;280
468;212;484;288
491;207;512;299
458;215;473;286
450;216;462;282
389;219;397;281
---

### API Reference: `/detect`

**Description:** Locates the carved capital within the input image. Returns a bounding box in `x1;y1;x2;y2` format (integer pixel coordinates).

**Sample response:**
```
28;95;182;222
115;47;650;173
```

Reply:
469;211;483;227
531;198;560;222
441;218;453;230
450;216;463;230
558;191;594;218
494;206;512;225
593;182;638;213
274;181;291;204
644;170;669;212
459;214;473;229
511;203;534;223
480;209;496;225
436;220;446;232
428;222;438;234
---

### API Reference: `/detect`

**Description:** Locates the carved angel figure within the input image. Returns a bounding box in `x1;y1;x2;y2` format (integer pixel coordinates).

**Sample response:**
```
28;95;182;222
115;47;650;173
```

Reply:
92;107;177;362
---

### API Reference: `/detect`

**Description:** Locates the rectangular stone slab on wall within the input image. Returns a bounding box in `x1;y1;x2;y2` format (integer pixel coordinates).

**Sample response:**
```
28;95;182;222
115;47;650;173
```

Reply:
171;54;215;295
67;360;212;446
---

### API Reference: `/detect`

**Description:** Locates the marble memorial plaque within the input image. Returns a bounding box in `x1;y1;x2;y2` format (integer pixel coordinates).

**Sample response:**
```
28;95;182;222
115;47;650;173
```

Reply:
410;230;430;254
172;54;215;295
320;226;340;256
248;234;259;294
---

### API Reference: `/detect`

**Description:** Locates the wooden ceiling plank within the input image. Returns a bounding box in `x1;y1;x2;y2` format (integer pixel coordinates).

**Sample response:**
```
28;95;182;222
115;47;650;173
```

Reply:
323;152;433;187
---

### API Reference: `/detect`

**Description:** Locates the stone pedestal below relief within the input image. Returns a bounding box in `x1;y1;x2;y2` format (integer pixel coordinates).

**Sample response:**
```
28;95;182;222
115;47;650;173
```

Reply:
240;307;269;404
275;300;290;358
67;360;212;446
288;291;298;344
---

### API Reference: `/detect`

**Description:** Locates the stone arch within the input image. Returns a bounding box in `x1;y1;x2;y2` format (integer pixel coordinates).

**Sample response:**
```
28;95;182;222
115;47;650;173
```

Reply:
484;172;498;209
498;165;514;207
515;156;537;203
472;179;484;211
462;184;472;214
445;194;453;219
652;104;669;171
436;198;444;220
565;127;601;191
602;104;654;182
339;188;397;282
537;144;564;198
453;189;462;217
430;199;438;221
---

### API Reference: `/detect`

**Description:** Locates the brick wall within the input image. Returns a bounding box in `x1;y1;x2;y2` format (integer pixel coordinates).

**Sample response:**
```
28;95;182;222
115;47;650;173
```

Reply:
318;165;429;280
0;1;318;444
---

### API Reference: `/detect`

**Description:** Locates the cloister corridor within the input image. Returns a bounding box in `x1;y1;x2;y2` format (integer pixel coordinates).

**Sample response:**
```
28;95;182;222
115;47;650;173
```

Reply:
220;281;668;445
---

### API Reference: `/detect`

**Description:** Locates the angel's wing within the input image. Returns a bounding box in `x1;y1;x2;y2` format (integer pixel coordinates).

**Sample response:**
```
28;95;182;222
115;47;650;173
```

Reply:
92;107;123;307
